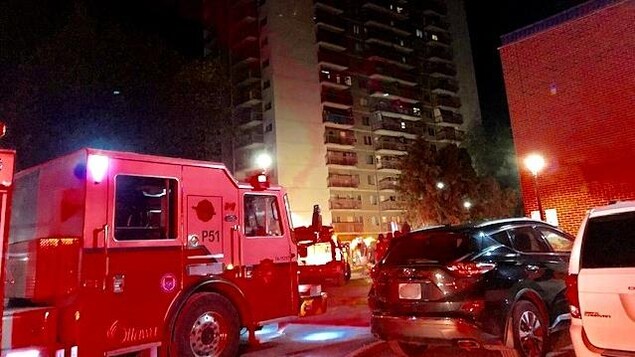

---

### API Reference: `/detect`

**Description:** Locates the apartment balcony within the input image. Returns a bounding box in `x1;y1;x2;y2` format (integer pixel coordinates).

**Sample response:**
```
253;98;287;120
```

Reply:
366;28;413;53
372;100;421;121
372;116;422;138
234;88;262;107
318;49;349;70
434;109;464;125
362;0;409;19
380;199;404;211
233;67;261;87
231;1;258;27
326;151;358;166
377;157;403;171
315;8;346;32
379;177;399;190
313;0;344;14
325;130;356;147
426;31;452;46
327;174;360;188
424;46;453;61
323;106;354;127
234;130;264;149
375;137;412;154
367;44;415;68
422;0;448;15
319;69;351;89
431;78;459;93
321;90;353;109
368;81;419;103
424;16;450;32
332;222;364;233
367;62;417;86
426;61;457;77
234;109;263;128
432;128;465;142
330;197;362;210
316;29;347;51
364;11;410;36
230;23;258;49
435;94;461;109
231;46;260;66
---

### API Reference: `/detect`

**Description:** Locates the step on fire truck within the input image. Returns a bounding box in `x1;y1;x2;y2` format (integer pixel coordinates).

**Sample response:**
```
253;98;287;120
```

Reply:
0;146;326;357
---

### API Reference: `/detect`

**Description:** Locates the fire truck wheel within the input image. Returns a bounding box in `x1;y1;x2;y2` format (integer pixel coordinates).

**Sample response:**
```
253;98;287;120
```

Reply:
173;292;240;357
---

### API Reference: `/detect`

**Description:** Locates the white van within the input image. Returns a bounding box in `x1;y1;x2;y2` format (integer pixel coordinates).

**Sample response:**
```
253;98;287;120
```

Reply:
567;201;635;356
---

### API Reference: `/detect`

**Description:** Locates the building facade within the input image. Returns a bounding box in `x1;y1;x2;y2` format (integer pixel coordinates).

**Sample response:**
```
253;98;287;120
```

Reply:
500;0;635;233
225;0;481;238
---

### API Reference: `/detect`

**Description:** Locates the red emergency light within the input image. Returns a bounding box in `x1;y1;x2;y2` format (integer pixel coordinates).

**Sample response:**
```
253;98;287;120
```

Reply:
248;171;270;190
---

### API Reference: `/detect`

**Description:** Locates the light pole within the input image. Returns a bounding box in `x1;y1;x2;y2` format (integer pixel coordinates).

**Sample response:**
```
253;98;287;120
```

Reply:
524;153;546;221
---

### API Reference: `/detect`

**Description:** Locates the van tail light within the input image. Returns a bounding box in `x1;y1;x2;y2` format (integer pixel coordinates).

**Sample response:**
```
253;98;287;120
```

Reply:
565;274;581;318
446;262;496;277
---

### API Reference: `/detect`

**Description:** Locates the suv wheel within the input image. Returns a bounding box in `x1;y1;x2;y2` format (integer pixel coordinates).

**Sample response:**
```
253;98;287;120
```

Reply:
512;301;548;357
387;340;428;357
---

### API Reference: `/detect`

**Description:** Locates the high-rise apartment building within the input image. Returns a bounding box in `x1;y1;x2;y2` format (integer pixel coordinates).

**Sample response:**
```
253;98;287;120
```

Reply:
223;0;480;239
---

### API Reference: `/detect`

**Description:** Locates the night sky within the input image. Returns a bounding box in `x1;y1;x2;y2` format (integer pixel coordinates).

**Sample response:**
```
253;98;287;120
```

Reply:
465;0;587;130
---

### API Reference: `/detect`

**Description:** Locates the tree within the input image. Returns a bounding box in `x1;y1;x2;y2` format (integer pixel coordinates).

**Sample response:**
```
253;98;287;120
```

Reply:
399;140;518;228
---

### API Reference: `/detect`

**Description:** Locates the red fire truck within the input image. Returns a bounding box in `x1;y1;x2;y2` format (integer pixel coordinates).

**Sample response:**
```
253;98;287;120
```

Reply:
296;206;351;286
0;147;326;357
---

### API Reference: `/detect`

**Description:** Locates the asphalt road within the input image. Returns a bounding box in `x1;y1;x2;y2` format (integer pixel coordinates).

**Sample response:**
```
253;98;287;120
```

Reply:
240;276;575;357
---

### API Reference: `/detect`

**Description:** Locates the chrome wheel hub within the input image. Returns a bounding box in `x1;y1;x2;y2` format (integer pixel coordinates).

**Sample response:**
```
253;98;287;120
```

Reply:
518;310;544;357
190;312;227;357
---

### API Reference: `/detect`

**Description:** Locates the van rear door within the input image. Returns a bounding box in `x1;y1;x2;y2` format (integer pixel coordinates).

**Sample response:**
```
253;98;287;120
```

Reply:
578;210;635;351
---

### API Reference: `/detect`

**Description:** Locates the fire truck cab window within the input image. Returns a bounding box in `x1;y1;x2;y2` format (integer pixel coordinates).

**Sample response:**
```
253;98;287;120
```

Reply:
244;194;283;237
115;175;178;241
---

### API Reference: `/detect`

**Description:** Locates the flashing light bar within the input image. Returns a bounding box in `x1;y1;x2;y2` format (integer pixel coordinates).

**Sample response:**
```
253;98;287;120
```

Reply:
87;154;109;183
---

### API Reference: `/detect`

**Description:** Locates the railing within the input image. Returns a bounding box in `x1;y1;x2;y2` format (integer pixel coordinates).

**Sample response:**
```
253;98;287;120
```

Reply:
372;100;421;118
379;177;399;190
327;175;360;188
422;0;447;15
318;49;349;68
436;95;461;108
427;31;452;45
326;154;358;166
377;158;402;170
363;0;409;18
324;111;354;125
235;131;264;147
315;8;346;30
431;78;459;92
325;135;356;146
364;11;410;34
321;91;353;106
230;23;258;46
367;45;415;67
234;88;262;105
424;46;453;61
435;128;465;141
380;200;403;210
316;29;347;49
437;109;463;125
372;118;422;135
235;110;263;126
368;63;417;84
329;197;362;210
231;2;258;23
366;28;412;49
369;82;419;101
231;46;260;65
375;139;410;152
319;70;352;87
233;68;261;84
426;61;457;76
424;16;450;31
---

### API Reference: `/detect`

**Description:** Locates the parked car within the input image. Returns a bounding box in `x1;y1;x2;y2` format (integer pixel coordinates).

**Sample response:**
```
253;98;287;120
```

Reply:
567;201;635;356
368;218;575;357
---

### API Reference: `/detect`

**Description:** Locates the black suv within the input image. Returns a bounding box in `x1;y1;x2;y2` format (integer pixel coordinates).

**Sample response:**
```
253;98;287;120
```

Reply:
369;218;575;357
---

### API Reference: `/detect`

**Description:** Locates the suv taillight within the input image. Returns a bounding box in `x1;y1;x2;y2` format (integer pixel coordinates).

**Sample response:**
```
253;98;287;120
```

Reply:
565;274;581;318
446;262;496;277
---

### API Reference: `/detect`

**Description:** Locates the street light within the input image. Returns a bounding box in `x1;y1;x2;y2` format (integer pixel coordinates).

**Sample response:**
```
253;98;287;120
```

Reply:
524;153;546;221
436;181;445;190
463;200;472;209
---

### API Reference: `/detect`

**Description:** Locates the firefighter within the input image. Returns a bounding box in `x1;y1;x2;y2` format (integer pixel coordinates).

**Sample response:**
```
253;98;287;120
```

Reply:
375;233;388;263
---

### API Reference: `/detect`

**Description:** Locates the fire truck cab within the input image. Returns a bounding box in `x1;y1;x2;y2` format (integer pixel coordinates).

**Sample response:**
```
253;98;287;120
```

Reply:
1;148;326;357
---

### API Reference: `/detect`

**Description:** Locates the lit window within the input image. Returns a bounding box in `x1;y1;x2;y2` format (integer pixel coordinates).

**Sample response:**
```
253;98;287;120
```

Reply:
396;6;403;13
353;25;360;34
413;107;421;115
416;29;423;38
432;34;439;41
372;216;379;225
400;122;406;129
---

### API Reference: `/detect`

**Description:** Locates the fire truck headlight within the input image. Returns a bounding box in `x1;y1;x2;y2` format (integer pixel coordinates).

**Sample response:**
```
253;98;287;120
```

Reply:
87;154;109;183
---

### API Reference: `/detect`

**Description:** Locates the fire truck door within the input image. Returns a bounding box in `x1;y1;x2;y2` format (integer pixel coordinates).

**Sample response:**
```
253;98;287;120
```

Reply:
182;166;235;266
102;159;182;352
240;193;296;321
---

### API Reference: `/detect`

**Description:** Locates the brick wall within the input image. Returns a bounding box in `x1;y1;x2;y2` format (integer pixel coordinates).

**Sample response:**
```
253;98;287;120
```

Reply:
500;0;635;234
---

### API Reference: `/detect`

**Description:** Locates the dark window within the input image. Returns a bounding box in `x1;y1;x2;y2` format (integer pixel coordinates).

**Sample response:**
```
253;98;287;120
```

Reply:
582;211;635;268
115;175;178;241
262;59;270;68
537;227;574;252
265;123;273;132
362;116;370;126
509;227;550;253
244;194;283;237
265;102;272;110
385;232;478;265
260;17;267;27
261;37;268;47
489;230;512;247
263;80;271;89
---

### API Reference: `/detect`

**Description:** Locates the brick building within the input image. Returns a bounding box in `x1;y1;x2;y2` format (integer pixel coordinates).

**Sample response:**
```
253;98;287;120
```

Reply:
500;0;635;233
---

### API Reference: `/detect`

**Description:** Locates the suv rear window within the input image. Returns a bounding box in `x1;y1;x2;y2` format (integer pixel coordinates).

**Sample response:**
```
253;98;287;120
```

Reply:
384;231;480;265
582;211;635;269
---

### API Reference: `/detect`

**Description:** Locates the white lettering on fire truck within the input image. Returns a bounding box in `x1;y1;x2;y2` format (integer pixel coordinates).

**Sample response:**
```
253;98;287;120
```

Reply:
107;320;158;343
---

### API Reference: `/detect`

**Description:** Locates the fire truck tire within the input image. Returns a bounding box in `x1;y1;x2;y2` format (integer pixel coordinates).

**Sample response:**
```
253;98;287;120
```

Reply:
344;263;352;281
173;292;240;357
